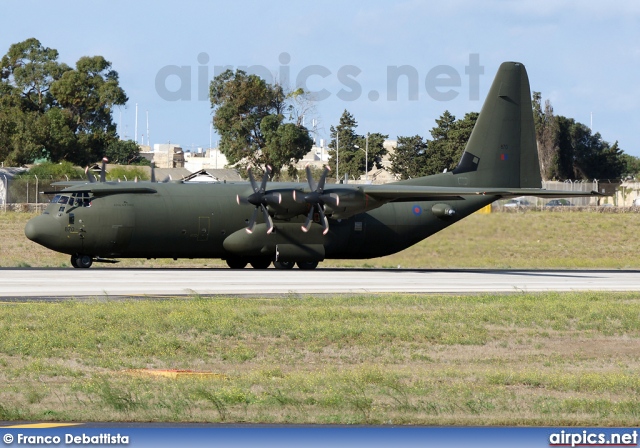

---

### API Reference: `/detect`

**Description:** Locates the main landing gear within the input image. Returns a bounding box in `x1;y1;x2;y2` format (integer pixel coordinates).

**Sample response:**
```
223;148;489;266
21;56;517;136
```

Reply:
225;258;319;270
71;254;93;269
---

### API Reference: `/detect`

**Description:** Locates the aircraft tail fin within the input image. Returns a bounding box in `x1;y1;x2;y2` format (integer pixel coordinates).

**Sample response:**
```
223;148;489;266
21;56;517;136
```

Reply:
450;62;541;189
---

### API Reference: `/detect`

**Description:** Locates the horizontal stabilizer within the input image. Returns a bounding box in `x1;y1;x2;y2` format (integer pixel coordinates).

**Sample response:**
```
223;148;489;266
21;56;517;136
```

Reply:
358;184;603;203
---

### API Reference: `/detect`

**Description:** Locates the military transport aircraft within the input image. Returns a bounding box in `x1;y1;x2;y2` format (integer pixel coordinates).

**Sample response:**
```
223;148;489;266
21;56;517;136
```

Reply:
24;62;599;270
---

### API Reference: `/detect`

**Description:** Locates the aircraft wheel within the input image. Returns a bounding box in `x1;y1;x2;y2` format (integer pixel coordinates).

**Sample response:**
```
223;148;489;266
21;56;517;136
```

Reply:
74;254;93;269
250;258;271;269
273;260;295;270
296;261;319;270
226;258;247;269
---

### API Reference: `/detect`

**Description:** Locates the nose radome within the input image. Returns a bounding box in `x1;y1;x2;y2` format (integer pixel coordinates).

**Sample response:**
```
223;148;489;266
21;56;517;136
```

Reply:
24;217;39;242
25;214;57;246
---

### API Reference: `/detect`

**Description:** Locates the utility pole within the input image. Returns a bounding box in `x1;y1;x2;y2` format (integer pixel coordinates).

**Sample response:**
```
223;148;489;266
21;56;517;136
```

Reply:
134;103;138;144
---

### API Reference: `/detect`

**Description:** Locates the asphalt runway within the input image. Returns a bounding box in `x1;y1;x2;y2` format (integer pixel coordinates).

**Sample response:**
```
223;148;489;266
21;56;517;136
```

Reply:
0;268;638;299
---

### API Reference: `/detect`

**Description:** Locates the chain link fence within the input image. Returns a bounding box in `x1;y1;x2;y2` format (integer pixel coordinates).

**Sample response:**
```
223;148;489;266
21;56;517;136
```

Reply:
1;176;73;206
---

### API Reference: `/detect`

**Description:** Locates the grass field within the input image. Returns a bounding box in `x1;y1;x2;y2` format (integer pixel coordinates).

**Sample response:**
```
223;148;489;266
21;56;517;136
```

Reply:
1;211;640;425
1;292;640;425
3;210;640;269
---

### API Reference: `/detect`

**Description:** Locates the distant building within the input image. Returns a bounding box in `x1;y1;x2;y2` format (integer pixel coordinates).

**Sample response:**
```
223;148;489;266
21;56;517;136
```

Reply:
296;144;331;170
295;139;400;184
152;144;185;168
184;148;229;172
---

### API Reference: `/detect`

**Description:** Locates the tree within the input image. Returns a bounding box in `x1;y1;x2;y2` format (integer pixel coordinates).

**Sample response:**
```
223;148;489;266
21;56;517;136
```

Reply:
326;110;388;181
389;135;429;179
555;116;624;180
0;37;69;112
532;92;560;180
620;153;640;179
209;69;313;178
0;38;127;166
105;139;149;165
423;111;478;175
16;160;83;179
533;93;625;181
50;56;127;165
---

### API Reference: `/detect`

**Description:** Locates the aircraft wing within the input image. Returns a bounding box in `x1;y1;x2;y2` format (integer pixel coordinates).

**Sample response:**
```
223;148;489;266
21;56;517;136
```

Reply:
354;185;602;202
43;184;157;196
50;181;89;187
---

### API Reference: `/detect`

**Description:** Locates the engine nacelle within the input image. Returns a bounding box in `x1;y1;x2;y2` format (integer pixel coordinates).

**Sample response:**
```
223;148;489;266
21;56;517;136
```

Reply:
324;188;384;219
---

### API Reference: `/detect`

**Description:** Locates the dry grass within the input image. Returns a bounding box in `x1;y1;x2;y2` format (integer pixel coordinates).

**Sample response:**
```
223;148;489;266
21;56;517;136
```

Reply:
4;210;640;268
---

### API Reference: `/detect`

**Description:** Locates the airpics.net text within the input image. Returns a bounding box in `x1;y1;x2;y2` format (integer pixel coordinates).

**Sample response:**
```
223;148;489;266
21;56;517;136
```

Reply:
155;53;484;103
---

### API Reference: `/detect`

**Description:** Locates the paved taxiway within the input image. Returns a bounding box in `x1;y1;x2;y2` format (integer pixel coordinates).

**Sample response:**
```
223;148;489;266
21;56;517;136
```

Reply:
0;268;638;298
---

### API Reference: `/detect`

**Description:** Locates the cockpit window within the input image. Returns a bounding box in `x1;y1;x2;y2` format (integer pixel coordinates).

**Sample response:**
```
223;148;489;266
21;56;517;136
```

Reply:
49;192;92;210
72;192;92;207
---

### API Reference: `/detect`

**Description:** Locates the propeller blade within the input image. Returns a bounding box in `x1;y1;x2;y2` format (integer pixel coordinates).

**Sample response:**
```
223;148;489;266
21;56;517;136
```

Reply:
237;194;250;205
259;165;271;194
247;167;259;193
293;190;305;203
305;164;317;192
321;192;340;207
317;166;330;192
317;205;329;235
246;207;259;234
100;158;107;183
297;166;338;234
261;204;274;234
85;166;95;183
301;207;314;233
265;191;282;206
240;165;277;234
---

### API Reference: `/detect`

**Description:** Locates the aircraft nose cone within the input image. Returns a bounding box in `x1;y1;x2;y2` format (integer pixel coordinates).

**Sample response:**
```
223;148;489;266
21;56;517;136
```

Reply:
25;214;59;248
24;217;40;242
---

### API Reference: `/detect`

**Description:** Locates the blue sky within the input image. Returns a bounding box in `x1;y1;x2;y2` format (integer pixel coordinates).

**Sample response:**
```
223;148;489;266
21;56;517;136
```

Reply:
2;0;640;156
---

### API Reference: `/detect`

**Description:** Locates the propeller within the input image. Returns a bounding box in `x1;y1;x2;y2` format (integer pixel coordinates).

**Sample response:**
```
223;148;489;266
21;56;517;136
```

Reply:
85;157;107;183
293;165;339;235
236;165;282;234
149;162;170;183
85;166;95;183
100;157;107;182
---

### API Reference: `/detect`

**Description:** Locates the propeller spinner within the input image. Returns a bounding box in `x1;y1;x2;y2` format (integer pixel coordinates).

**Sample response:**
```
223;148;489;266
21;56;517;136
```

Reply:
293;165;339;235
236;165;281;234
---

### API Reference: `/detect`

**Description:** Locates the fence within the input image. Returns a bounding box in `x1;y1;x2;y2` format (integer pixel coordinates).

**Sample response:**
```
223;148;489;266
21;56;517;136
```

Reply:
541;180;600;206
1;176;75;206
